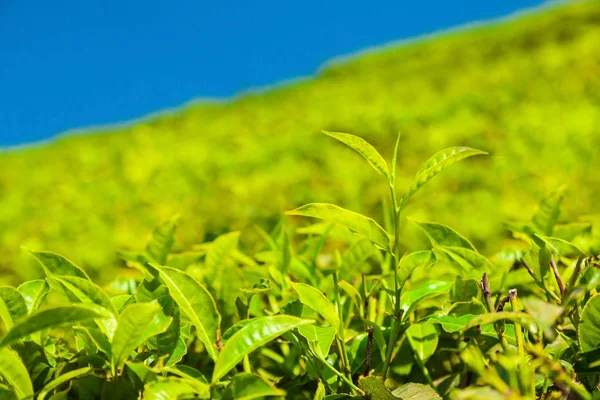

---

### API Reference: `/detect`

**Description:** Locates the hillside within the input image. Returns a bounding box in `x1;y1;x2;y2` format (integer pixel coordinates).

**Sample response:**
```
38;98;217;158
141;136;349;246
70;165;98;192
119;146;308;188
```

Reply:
1;1;599;283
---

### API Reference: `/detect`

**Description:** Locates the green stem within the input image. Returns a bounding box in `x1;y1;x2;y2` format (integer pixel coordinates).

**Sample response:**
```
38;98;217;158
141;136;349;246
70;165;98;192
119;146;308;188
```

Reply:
333;272;352;380
509;289;524;356
319;357;365;396
382;187;403;379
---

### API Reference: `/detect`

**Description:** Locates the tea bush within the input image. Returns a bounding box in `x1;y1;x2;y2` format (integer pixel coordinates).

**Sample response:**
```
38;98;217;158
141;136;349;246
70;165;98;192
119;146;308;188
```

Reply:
1;1;600;284
0;132;598;399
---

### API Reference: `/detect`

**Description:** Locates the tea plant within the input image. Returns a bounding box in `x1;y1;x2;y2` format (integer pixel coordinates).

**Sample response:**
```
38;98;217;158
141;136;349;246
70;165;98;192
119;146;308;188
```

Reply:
0;132;598;399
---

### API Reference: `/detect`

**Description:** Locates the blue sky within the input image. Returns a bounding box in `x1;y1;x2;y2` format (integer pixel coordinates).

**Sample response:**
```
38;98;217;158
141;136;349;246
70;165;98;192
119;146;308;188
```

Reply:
1;0;547;146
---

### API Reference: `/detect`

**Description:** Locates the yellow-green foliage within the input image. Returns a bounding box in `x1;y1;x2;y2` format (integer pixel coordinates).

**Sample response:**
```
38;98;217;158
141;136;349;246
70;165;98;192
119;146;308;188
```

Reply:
1;1;599;283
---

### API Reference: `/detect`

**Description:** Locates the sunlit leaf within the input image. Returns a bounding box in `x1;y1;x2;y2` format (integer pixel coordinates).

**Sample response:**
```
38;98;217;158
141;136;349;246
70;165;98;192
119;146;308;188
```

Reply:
403;147;487;202
145;215;179;265
297;324;336;358
26;250;89;279
323;131;390;181
291;282;339;329
532;187;565;236
0;304;109;348
17;280;50;315
579;294;600;353
286;203;390;252
0;348;33;399
222;373;285;400
156;265;221;361
111;301;172;371
212;315;313;383
411;220;475;250
406;323;438;362
0;287;28;331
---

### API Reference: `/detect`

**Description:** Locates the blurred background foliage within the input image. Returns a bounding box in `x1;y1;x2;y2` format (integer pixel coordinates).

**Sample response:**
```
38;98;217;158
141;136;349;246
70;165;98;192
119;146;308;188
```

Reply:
1;1;599;284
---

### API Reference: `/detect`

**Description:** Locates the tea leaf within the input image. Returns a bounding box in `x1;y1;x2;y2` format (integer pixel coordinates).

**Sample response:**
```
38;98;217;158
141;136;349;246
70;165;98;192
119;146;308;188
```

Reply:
392;383;441;400
222;373;285;400
532;187;565;236
26;250;89;279
0;287;28;331
111;301;172;371
0;348;33;399
323;131;390;181
579;294;600;353
464;311;536;331
403;147;487;202
0;304;110;348
411;220;476;250
286;203;391;252
212;315;313;383
37;367;91;400
400;281;453;321
291;282;340;329
47;275;118;337
17;280;50;315
157;265;221;361
207;231;240;271
406;323;438;361
398;250;435;284
146;215;179;265
534;235;587;258
297;324;336;358
143;378;208;400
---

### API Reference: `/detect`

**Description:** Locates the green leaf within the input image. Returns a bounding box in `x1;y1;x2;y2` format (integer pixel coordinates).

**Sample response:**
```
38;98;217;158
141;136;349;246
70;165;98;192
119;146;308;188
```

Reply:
463;312;536;331
0;287;28;331
398;251;435;284
286;203;390;252
111;301;172;371
297;324;336;358
0;304;109;348
392;383;441;400
521;297;563;339
0;348;33;399
206;231;240;271
143;378;209;400
427;314;476;333
406;323;438;362
411;220;475;250
433;246;493;279
579;294;600;353
315;380;326;400
26;250;89;279
46;275;117;337
322;131;390;181
534;235;587;258
400;281;453;321
17;280;50;315
155;300;182;365
358;376;396;400
342;238;378;272
532;187;565;236
403;147;487;201
145;215;179;265
156;265;221;361
291;282;340;329
222;373;285;400
37;367;91;400
212;315;313;383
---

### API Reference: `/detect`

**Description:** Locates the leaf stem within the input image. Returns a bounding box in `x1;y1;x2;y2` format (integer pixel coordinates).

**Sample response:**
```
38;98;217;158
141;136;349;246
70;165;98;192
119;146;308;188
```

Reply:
509;289;524;356
549;255;565;297
332;272;352;380
382;185;403;378
319;356;365;396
